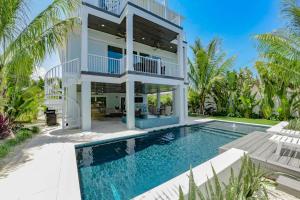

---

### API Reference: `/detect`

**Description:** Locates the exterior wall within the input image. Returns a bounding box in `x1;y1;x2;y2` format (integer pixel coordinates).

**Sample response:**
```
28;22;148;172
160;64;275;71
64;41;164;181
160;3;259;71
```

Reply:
66;29;178;65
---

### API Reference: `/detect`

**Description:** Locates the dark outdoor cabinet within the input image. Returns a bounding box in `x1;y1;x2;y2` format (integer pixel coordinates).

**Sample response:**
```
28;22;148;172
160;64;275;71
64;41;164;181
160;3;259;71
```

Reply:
45;109;57;126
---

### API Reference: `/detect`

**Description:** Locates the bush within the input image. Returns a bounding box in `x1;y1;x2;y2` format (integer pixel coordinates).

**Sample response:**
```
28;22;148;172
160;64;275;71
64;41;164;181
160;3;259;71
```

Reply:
0;127;40;159
0;113;12;139
31;126;40;134
286;119;300;131
179;156;271;200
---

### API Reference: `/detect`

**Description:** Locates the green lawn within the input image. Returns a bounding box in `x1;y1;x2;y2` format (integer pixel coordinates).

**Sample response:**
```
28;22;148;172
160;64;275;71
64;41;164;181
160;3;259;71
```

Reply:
208;116;279;126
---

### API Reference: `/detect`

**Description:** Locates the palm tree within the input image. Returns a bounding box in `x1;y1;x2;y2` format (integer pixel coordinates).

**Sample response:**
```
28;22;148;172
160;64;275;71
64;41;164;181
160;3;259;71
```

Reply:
0;0;78;117
188;38;236;115
255;0;300;120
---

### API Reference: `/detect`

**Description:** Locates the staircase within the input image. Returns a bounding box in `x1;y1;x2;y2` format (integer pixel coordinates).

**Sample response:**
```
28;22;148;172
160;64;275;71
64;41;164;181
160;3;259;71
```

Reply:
44;58;81;129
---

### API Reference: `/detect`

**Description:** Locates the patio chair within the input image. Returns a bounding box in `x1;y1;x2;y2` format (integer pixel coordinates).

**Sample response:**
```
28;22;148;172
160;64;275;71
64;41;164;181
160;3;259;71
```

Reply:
269;134;300;155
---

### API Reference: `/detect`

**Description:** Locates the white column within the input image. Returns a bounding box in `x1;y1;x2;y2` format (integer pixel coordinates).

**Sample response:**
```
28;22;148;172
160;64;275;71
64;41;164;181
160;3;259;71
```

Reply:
81;9;88;71
126;12;134;71
172;90;176;115
126;80;135;129
183;44;188;82
184;85;188;120
163;0;168;19
81;81;91;131
177;33;184;78
156;89;161;112
174;84;185;124
67;84;77;120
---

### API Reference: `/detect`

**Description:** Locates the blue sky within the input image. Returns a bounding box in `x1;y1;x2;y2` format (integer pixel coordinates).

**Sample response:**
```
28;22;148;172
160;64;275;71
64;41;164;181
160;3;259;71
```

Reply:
32;0;283;73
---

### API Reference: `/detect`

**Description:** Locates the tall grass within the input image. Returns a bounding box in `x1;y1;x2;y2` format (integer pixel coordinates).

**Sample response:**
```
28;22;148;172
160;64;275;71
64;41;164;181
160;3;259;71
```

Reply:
179;156;272;200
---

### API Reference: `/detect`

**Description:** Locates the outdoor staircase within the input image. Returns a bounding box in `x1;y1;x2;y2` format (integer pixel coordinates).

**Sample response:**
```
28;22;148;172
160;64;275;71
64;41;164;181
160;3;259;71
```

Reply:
44;58;81;129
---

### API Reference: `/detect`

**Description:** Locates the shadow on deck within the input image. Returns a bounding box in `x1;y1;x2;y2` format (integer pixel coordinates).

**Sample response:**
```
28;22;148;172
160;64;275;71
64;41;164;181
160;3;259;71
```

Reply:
219;132;300;178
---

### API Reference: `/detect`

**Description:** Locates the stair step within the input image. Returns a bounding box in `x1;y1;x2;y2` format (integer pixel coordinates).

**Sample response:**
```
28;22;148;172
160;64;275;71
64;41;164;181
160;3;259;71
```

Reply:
277;175;300;198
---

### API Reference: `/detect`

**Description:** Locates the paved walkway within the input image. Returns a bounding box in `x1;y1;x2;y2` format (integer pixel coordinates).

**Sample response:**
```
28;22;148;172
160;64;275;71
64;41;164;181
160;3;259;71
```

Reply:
0;118;211;200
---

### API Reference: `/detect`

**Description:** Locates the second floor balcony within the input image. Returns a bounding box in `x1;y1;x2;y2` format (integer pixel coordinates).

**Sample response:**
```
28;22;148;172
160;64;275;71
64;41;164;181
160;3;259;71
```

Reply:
84;0;183;26
86;54;180;78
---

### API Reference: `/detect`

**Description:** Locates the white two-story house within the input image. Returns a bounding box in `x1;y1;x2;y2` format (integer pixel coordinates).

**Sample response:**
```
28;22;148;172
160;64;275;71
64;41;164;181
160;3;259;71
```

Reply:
44;0;188;131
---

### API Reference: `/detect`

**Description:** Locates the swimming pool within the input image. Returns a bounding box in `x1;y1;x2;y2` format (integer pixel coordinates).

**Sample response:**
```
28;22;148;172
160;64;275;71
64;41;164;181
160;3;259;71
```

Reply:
75;121;267;200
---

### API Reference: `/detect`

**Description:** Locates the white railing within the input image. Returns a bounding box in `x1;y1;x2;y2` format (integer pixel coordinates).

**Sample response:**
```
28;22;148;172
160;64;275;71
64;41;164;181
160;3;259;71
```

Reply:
133;55;160;74
83;0;182;26
88;54;124;74
87;54;179;77
84;0;124;15
44;59;81;129
133;55;179;77
161;60;180;77
44;59;80;101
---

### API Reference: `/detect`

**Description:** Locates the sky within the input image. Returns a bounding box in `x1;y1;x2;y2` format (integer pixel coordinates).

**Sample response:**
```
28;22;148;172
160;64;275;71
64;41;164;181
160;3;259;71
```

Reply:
31;0;284;75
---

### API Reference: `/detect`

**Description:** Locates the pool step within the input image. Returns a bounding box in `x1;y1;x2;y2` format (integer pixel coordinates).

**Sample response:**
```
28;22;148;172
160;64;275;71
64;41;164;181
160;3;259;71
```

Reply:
199;127;246;139
199;128;242;139
276;175;300;198
200;126;248;137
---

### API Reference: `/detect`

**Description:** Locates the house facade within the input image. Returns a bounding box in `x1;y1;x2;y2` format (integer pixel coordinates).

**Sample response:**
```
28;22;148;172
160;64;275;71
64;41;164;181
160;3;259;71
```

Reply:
45;0;188;131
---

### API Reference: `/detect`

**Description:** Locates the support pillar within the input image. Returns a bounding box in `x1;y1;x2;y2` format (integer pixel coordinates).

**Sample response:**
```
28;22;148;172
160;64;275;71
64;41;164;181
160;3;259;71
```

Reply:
81;81;91;131
126;80;135;129
177;33;184;78
126;12;134;71
156;89;161;112
81;9;88;71
174;84;185;124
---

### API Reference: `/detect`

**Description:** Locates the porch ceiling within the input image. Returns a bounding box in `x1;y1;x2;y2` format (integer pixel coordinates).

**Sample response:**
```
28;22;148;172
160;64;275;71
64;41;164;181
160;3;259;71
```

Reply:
88;14;178;53
78;82;175;94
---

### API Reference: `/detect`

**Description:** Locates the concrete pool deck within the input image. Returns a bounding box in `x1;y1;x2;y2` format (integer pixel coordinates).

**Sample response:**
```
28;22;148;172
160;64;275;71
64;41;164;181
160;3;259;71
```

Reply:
1;118;296;200
0;118;212;200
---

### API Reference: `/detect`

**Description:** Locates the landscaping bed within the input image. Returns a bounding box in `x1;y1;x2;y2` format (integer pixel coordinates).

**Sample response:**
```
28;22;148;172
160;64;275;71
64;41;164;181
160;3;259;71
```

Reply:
0;127;40;159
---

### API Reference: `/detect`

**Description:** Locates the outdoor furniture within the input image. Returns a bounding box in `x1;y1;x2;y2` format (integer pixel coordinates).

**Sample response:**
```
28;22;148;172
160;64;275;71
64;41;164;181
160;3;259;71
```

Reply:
279;129;300;138
269;134;300;155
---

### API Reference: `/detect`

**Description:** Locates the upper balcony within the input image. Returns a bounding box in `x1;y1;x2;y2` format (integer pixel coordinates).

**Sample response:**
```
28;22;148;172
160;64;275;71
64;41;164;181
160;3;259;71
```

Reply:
83;0;183;26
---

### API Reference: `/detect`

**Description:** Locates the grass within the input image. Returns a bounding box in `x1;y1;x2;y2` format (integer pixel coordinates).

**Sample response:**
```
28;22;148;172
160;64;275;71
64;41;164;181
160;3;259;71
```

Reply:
208;116;279;126
0;126;40;159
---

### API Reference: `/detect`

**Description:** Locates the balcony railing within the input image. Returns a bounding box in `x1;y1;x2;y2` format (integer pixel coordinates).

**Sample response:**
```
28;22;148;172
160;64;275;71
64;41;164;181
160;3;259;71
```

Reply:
88;54;125;74
87;54;179;77
83;0;182;26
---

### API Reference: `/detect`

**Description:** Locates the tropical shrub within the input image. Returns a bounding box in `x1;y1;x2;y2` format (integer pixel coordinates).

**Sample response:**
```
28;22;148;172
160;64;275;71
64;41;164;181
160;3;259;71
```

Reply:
188;38;235;115
179;156;271;200
286;118;300;131
0;113;12;139
0;0;79;126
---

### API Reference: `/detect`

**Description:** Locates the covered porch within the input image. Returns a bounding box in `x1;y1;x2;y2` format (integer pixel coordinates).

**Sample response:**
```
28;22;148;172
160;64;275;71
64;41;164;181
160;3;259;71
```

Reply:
79;80;187;130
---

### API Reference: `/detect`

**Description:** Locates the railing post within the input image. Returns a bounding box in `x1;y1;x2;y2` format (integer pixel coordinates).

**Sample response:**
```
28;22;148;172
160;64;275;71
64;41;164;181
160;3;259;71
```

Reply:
157;59;161;75
147;0;150;10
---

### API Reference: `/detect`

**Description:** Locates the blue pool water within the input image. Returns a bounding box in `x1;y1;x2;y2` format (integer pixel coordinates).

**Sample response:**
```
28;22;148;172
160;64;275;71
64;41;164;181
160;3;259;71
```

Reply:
76;121;267;200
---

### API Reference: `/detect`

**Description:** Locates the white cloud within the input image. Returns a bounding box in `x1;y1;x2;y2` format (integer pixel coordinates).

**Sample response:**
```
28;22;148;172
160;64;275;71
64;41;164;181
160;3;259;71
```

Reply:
31;67;47;80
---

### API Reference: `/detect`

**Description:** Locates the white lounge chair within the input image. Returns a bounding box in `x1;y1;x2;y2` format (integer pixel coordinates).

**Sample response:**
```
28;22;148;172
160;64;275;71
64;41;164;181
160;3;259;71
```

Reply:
279;129;300;138
269;135;300;155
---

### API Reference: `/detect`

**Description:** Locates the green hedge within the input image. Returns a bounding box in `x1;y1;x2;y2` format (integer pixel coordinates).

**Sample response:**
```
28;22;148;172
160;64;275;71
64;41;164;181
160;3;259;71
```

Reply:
0;127;40;159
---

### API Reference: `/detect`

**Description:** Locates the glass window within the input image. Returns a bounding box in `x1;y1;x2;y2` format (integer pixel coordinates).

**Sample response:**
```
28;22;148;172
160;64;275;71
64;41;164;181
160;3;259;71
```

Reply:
108;46;122;74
